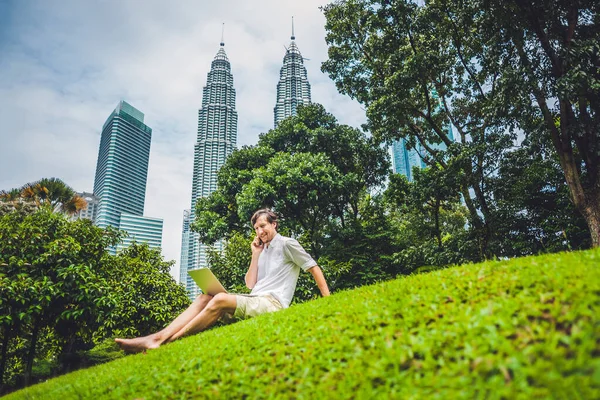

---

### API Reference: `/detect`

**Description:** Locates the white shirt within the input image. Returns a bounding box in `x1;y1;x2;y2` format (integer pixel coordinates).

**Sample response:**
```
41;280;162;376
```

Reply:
250;233;316;308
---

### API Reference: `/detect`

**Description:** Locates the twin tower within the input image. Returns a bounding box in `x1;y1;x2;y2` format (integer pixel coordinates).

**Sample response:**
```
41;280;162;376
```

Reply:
180;28;312;297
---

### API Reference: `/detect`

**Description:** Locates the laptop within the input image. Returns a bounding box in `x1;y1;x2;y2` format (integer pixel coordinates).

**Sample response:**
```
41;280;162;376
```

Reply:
188;268;227;295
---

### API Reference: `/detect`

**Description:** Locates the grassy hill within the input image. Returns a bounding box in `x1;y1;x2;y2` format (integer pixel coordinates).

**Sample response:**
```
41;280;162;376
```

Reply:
7;249;600;399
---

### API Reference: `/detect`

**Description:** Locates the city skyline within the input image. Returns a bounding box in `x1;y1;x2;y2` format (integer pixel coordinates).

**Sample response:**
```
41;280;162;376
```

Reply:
0;1;367;280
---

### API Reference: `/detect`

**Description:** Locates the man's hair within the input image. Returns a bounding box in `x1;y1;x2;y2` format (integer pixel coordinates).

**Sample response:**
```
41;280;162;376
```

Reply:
251;208;278;229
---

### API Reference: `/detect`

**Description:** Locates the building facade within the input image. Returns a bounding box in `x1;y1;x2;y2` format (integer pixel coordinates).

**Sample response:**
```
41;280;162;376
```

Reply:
181;42;238;298
92;101;163;253
116;213;164;253
273;27;311;127
72;192;99;221
93;101;151;229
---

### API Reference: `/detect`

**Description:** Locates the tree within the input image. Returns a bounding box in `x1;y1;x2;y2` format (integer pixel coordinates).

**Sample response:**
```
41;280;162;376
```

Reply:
321;0;514;258
0;178;86;216
475;0;600;246
97;243;190;340
0;205;188;393
0;209;120;387
489;133;591;256
321;0;599;247
383;170;474;273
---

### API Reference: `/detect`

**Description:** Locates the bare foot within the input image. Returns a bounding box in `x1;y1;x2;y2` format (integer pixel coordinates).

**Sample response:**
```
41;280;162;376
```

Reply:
115;335;161;353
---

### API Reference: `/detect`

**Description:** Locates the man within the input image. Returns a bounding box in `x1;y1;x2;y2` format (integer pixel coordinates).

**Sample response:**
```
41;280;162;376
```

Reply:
115;209;330;353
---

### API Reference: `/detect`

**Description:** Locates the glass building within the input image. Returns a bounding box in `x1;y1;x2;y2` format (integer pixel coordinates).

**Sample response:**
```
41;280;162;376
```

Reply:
92;101;163;253
116;213;164;253
391;140;425;182
273;22;311;127
181;41;238;298
391;122;454;181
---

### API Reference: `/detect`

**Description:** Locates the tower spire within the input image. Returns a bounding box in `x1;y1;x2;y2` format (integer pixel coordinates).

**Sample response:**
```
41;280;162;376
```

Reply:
291;16;295;40
220;22;225;46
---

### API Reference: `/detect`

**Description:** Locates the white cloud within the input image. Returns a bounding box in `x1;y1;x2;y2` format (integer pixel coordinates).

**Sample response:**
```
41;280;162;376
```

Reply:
0;0;366;281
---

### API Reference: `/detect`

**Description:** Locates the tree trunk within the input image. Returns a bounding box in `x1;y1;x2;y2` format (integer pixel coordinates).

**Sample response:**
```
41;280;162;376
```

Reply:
554;132;600;248
434;198;442;249
0;327;10;388
24;319;40;386
579;190;600;247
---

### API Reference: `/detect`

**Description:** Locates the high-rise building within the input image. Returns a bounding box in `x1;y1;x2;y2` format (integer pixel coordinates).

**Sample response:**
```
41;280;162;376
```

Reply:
273;20;311;127
93;101;151;229
181;40;238;298
92;101;163;253
71;192;99;221
391;140;424;181
179;209;191;285
391;124;454;181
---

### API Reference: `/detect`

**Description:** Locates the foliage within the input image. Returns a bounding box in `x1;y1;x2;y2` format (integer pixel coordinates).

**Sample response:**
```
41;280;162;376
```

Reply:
474;0;600;246
206;233;253;295
383;170;476;273
8;249;600;399
489;133;592;256
193;104;389;247
321;0;514;257
0;206;188;394
97;243;190;339
0;208;120;389
0;178;86;216
321;0;600;247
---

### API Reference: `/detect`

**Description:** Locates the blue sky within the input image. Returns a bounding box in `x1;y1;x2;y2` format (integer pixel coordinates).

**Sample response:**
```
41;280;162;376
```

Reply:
0;0;367;279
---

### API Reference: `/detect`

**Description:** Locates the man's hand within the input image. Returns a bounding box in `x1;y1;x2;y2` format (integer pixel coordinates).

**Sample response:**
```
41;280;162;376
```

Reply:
251;236;264;255
246;236;263;289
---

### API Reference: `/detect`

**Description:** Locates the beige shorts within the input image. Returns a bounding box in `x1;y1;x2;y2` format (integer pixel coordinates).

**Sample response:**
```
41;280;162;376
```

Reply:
231;294;283;320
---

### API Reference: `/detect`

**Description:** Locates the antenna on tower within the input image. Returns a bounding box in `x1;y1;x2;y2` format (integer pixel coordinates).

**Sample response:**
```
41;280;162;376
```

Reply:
220;23;225;46
291;16;295;40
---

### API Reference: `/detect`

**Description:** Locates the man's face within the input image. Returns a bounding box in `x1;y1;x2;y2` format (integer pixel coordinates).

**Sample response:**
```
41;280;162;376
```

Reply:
253;215;277;245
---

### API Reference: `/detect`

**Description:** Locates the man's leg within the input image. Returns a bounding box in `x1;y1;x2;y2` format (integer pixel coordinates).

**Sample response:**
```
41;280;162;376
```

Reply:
115;294;214;353
167;293;237;343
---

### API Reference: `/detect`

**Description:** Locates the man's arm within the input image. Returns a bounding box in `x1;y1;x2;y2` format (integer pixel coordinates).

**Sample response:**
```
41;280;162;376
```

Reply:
308;266;330;297
245;237;263;289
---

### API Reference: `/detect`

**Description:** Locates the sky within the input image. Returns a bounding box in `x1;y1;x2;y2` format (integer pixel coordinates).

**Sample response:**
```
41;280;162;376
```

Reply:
0;0;367;280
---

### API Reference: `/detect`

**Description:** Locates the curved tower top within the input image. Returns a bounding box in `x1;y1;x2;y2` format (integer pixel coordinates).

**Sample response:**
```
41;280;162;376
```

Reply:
273;18;311;128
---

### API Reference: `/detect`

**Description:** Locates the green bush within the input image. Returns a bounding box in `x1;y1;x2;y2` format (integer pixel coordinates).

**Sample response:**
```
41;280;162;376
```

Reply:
7;249;600;399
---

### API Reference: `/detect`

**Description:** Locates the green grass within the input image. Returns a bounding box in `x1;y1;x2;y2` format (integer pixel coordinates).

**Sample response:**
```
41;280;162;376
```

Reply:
7;249;600;399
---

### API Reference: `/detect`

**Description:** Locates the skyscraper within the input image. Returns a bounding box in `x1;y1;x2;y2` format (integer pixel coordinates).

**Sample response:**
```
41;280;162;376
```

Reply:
391;123;454;181
391;139;424;182
179;209;191;286
93;101;163;253
181;40;238;298
273;19;311;127
94;101;151;229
